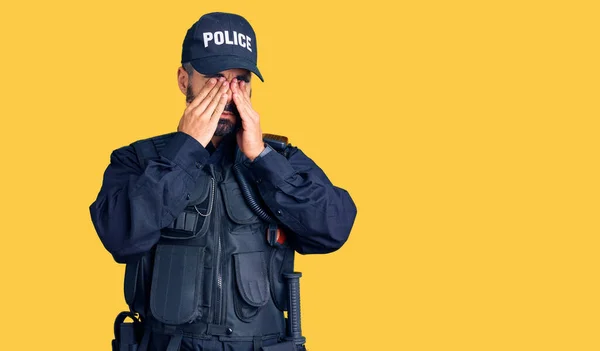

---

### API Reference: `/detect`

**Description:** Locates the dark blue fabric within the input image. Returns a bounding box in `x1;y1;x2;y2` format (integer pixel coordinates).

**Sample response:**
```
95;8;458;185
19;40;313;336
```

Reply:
89;131;357;264
148;333;281;351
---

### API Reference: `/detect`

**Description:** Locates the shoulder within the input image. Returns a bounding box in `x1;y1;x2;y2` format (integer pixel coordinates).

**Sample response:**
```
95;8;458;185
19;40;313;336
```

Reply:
261;133;300;159
110;131;178;168
130;131;178;149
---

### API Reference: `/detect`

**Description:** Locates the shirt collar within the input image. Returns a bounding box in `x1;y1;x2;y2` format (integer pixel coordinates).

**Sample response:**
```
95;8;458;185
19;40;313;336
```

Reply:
206;132;237;164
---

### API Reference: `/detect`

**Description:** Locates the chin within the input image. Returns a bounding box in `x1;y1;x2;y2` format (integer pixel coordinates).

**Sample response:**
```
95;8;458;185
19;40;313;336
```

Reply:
214;117;239;137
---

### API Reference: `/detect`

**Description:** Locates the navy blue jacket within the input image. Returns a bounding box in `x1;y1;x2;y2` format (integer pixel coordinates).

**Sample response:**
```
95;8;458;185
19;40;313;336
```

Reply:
89;131;357;264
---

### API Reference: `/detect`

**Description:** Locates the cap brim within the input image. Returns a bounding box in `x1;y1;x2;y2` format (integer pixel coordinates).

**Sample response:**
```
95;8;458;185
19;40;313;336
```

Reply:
189;56;264;82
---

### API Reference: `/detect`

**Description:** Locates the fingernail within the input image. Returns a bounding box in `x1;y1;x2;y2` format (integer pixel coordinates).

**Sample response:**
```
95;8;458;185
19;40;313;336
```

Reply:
209;78;216;84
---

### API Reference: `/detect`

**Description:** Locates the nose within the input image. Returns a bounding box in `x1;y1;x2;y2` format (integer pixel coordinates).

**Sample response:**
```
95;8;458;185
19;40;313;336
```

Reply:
225;78;238;101
225;84;234;104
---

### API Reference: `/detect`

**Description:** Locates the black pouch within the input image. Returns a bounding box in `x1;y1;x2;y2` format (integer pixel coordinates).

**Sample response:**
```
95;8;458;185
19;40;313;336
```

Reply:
221;181;260;225
162;175;213;240
112;311;143;351
124;251;152;317
232;251;270;322
268;247;294;312
149;244;206;324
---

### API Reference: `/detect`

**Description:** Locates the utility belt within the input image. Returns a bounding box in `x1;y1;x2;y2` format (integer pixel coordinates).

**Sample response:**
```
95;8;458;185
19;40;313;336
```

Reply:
113;313;290;351
146;315;277;339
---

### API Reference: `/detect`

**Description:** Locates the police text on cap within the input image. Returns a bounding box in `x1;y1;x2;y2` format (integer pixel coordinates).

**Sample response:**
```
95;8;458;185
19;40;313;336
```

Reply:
202;31;252;52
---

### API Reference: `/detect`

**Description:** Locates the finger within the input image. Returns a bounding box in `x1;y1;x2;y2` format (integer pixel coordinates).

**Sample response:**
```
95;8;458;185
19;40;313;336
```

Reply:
204;83;230;118
232;81;251;109
203;81;230;117
187;79;220;115
187;78;219;110
231;78;250;102
210;93;229;123
234;82;257;121
233;92;252;120
230;78;240;95
240;81;252;103
193;78;228;115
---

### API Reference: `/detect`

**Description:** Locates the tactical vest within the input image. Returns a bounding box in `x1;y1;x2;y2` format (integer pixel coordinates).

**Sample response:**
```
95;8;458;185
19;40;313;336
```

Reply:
121;132;296;347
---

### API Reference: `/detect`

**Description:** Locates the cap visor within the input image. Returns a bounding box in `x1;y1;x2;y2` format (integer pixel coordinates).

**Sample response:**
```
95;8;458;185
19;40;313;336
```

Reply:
190;56;264;82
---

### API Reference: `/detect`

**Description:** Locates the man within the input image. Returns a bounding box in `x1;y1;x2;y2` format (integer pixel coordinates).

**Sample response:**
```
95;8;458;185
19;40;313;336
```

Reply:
89;12;357;351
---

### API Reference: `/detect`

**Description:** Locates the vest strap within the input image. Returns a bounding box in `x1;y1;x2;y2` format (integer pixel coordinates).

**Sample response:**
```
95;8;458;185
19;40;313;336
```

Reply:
253;335;263;351
260;340;298;351
137;329;151;351
166;333;183;351
147;315;233;338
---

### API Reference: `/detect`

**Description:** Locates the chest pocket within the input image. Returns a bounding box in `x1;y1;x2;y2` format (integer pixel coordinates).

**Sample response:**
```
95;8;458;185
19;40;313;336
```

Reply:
161;175;214;240
220;181;261;226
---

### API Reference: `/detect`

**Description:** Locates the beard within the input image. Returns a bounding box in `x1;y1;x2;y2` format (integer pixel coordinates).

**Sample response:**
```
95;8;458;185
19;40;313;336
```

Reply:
186;84;241;137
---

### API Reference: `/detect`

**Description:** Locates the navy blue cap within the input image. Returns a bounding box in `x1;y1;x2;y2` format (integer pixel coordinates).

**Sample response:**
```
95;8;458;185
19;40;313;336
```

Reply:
181;12;264;82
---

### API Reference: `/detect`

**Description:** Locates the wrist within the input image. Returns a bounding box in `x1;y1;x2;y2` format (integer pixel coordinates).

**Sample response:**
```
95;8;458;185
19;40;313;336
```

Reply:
246;144;266;162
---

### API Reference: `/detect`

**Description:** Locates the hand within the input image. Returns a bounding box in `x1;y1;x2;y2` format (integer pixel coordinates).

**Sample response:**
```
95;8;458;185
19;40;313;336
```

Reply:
231;79;265;161
177;77;230;147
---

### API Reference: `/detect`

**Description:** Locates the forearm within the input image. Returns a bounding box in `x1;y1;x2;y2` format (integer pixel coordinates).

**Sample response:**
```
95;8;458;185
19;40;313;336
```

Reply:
249;146;357;254
89;132;210;263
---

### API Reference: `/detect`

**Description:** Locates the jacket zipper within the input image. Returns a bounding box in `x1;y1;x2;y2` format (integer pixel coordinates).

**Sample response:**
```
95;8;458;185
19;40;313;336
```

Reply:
215;212;223;324
212;167;224;325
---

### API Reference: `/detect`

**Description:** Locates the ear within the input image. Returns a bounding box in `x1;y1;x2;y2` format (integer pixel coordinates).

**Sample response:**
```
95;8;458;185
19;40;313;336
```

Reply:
177;66;189;95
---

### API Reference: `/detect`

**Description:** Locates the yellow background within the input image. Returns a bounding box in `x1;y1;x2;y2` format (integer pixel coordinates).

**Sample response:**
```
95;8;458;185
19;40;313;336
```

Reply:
0;1;598;350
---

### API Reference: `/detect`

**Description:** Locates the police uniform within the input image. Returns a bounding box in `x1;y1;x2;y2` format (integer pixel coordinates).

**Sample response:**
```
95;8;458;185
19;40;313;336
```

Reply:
90;131;356;351
89;12;357;351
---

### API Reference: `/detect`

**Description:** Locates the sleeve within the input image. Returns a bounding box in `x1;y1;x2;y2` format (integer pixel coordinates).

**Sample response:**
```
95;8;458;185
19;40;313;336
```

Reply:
89;132;212;264
248;144;358;254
